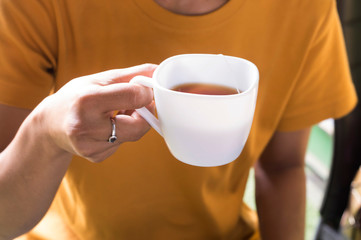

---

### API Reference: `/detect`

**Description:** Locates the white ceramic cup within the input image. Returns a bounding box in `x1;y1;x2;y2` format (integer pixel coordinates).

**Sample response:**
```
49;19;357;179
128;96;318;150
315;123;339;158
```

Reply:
130;54;259;167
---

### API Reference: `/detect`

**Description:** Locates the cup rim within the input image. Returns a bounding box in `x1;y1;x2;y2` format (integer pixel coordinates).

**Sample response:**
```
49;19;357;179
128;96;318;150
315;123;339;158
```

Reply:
153;54;259;98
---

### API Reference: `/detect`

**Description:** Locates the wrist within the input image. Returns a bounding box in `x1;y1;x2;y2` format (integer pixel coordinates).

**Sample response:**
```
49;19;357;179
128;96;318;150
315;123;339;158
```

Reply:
19;99;73;162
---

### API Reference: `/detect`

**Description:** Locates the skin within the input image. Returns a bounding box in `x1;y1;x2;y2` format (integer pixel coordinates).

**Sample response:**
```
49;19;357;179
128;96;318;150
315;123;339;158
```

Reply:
153;0;228;15
0;64;156;239
0;1;309;239
256;129;310;240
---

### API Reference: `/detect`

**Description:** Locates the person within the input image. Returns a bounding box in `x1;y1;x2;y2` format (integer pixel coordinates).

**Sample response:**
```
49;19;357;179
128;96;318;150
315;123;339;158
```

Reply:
0;0;357;239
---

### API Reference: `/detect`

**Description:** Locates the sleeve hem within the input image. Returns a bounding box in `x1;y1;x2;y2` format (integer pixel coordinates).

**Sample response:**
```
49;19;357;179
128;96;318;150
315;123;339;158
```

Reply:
276;92;358;132
0;81;51;109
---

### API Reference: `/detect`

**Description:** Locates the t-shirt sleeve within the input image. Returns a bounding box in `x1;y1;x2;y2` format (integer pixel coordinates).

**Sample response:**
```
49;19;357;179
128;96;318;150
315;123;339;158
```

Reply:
277;1;357;131
0;0;57;109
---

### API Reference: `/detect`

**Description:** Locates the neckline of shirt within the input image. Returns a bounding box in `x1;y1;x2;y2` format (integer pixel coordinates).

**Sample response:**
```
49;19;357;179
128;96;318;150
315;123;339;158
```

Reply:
132;0;246;31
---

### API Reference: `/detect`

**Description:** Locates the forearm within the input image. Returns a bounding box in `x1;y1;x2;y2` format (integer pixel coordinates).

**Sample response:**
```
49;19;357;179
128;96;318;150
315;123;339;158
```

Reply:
0;66;156;239
255;164;306;240
0;109;72;239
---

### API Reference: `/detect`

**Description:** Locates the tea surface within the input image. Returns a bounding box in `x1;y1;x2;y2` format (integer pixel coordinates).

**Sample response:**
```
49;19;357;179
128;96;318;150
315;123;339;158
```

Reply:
171;83;240;95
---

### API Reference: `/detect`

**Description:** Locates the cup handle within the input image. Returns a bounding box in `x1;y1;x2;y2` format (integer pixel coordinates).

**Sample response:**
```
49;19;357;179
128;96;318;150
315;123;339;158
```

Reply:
130;76;163;136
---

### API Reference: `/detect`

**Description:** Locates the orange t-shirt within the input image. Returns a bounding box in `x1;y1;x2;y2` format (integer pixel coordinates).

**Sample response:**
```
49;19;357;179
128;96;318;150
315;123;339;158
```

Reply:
0;0;357;239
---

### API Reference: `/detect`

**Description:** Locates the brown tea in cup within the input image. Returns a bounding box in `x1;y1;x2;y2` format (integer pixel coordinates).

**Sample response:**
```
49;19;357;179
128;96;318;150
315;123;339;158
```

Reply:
171;83;240;95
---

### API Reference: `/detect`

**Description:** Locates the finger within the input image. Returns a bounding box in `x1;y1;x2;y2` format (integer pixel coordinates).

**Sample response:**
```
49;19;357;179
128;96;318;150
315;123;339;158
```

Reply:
113;113;151;143
71;111;150;161
95;83;154;113
92;64;158;85
91;145;122;163
122;101;155;116
146;101;156;114
76;141;121;163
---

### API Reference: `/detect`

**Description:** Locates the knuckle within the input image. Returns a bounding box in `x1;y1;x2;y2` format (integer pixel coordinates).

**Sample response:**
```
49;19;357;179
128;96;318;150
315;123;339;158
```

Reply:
122;86;140;109
128;86;141;107
63;119;92;154
72;86;101;112
76;91;96;109
141;63;157;72
64;118;83;140
126;85;152;109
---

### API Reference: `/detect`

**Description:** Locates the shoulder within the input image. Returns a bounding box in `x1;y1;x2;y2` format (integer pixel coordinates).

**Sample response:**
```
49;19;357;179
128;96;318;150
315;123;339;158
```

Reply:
286;0;336;20
267;0;336;24
279;0;335;12
265;0;339;38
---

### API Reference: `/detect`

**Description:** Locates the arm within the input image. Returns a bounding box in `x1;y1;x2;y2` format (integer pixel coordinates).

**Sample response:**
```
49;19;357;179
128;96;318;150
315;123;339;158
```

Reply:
255;128;311;240
0;104;73;240
0;64;156;239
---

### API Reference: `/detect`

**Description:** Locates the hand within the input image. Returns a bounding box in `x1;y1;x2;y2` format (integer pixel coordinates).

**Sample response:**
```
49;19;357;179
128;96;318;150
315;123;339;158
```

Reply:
35;64;156;163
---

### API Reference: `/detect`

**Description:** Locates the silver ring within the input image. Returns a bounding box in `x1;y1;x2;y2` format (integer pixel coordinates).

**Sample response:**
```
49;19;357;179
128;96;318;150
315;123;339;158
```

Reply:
108;118;117;143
